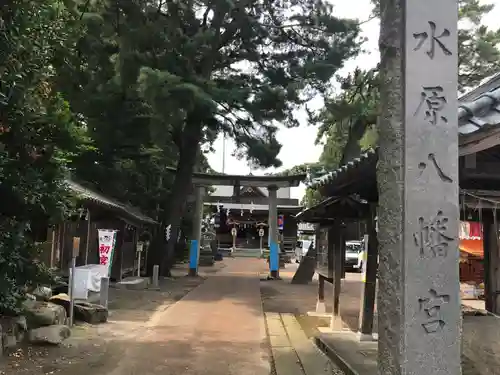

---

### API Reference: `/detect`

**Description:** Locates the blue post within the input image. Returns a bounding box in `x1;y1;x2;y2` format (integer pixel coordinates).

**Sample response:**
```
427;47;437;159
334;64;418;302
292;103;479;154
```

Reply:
270;241;279;272
188;185;204;277
268;186;280;279
189;239;199;275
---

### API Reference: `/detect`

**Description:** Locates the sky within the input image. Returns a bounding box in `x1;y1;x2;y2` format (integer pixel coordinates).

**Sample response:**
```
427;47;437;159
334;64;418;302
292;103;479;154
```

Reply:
206;0;500;200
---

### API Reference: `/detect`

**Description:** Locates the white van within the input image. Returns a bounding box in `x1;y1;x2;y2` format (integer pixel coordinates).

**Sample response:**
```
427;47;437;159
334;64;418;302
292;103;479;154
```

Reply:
295;239;313;263
345;240;364;272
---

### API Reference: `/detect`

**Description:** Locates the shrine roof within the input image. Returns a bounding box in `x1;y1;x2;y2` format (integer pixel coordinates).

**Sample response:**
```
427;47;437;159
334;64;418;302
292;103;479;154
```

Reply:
311;72;500;195
67;179;157;225
459;72;500;155
295;196;370;223
310;149;378;200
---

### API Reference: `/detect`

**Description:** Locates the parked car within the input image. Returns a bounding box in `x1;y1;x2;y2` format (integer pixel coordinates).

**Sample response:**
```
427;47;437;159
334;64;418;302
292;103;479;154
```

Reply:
344;240;364;272
294;239;313;263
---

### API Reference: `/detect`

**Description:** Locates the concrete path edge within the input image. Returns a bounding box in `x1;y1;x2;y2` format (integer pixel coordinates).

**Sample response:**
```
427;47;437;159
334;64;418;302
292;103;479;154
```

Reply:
315;335;358;375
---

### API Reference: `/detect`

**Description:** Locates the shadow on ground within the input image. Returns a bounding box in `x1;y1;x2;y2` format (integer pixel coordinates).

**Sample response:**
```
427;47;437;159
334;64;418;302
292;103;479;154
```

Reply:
0;259;271;375
264;266;500;375
260;270;378;335
0;338;271;375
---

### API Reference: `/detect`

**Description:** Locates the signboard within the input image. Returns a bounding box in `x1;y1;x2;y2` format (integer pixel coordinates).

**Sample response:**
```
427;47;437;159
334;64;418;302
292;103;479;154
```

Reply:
316;228;331;278
136;241;144;253
259;228;265;237
231;227;237;237
278;215;284;230
72;237;81;258
98;229;118;275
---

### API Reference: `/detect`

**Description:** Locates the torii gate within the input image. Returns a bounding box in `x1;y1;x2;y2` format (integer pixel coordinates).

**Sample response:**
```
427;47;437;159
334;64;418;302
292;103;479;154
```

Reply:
188;171;306;279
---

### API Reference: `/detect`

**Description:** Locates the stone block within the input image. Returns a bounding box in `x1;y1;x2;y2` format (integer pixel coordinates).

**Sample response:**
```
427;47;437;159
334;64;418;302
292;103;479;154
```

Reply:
116;277;149;290
74;302;108;324
3;334;17;349
23;300;67;329
199;254;214;266
49;293;70;316
28;325;70;345
32;286;53;301
0;316;26;353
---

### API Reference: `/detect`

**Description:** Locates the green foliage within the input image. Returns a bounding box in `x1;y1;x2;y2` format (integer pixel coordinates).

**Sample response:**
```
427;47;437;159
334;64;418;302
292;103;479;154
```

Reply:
275;162;327;208
0;0;85;314
113;0;364;169
300;187;322;208
56;0;364;273
294;0;500;205
457;0;500;90
372;0;500;92
312;68;380;171
312;0;500;181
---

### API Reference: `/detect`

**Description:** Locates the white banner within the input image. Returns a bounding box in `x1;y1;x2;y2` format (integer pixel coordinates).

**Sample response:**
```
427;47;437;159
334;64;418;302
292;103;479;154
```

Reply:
98;229;118;275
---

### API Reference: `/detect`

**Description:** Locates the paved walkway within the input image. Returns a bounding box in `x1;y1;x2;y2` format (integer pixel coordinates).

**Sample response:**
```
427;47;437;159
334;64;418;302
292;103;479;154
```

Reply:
106;258;270;375
266;312;342;375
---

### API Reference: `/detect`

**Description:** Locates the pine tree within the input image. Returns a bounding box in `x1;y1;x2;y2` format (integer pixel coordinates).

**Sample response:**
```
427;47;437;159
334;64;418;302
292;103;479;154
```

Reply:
315;0;500;175
0;0;85;313
69;0;364;274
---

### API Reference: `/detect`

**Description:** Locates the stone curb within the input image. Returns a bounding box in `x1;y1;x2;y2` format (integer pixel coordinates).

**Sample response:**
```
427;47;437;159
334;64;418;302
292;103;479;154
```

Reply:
314;336;358;375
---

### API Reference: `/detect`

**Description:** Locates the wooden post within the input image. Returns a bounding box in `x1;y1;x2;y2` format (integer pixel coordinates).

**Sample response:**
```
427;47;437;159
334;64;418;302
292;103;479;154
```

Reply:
84;209;91;265
483;215;493;312
69;236;80;327
484;213;499;314
49;226;56;268
358;207;379;341
330;222;343;331
316;275;326;313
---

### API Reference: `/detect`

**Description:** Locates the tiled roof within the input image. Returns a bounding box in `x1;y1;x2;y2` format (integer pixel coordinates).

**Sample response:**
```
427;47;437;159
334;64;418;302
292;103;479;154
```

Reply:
311;148;377;188
458;81;500;135
66;180;157;225
312;74;500;189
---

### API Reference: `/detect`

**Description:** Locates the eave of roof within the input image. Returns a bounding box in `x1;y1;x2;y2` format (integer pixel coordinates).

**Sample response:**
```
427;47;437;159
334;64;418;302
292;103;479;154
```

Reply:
310;148;377;189
66;180;157;225
295;195;369;223
312;74;500;190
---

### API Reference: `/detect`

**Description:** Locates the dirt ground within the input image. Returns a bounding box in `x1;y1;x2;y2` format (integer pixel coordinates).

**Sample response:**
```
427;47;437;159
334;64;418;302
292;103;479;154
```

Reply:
0;263;224;375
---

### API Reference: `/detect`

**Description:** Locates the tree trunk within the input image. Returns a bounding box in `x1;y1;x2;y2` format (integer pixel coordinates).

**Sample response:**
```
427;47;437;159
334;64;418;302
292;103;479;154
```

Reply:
148;115;203;276
340;118;368;165
164;115;203;276
376;0;404;374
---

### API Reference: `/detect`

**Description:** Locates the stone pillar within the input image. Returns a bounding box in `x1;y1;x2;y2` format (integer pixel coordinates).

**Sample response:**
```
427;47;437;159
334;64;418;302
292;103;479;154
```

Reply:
358;208;378;341
188;185;204;277
377;0;460;374
268;185;279;279
152;265;160;289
